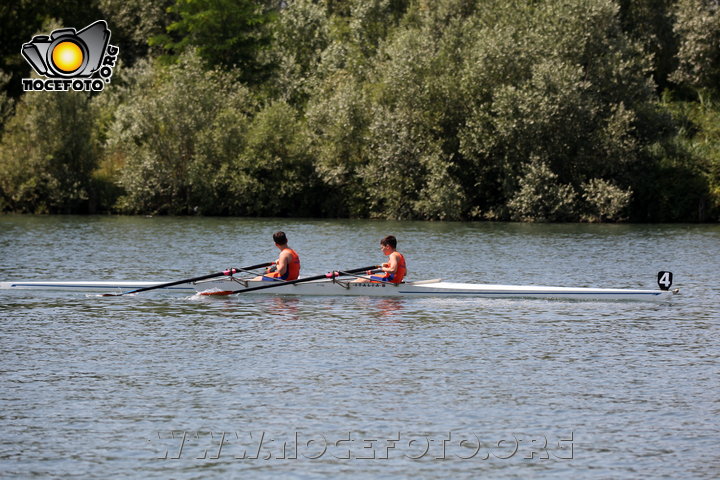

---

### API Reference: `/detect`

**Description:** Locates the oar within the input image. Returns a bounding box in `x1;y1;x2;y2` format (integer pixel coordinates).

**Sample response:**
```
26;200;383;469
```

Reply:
200;265;380;296
102;262;273;297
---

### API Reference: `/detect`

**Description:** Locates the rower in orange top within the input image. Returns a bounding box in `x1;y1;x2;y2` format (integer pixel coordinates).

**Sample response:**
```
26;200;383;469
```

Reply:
353;235;406;284
253;231;301;281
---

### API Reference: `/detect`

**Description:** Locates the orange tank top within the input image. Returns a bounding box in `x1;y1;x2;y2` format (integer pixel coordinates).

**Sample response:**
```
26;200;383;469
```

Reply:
390;251;406;284
284;248;301;280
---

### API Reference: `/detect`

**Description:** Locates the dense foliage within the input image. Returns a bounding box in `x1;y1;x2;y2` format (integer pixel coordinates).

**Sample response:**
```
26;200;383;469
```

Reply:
1;0;718;221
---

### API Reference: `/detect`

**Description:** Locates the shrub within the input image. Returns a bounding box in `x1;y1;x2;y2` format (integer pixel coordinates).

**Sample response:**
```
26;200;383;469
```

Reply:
507;158;577;222
0;91;99;213
581;178;633;222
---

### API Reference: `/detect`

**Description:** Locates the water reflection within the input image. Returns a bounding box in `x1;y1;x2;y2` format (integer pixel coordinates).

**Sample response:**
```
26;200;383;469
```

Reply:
371;298;405;318
263;296;301;321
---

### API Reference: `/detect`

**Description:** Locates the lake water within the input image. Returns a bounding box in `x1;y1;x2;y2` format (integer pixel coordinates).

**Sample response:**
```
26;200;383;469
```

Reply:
1;215;718;479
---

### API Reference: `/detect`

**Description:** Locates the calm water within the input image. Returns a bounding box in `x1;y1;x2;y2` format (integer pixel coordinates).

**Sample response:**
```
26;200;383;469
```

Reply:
1;215;718;479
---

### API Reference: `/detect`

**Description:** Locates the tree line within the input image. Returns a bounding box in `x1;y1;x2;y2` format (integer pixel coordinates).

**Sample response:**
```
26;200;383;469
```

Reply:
0;0;718;221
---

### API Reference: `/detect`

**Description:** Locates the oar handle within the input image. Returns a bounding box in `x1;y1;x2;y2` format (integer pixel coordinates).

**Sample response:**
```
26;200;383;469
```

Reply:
223;262;275;276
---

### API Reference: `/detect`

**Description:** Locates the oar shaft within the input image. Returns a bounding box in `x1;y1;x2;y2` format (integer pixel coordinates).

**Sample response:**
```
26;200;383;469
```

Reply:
106;262;273;296
134;262;272;292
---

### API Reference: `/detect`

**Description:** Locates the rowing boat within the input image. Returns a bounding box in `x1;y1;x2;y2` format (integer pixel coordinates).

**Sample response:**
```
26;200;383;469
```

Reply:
0;272;678;302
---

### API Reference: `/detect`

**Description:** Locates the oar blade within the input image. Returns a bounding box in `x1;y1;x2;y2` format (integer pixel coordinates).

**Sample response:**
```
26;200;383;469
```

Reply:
198;290;235;296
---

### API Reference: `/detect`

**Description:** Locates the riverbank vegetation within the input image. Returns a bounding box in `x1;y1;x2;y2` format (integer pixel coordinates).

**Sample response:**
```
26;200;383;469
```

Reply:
0;0;718;221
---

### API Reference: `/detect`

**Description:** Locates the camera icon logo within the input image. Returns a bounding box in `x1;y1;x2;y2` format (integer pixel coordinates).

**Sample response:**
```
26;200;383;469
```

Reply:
21;20;119;92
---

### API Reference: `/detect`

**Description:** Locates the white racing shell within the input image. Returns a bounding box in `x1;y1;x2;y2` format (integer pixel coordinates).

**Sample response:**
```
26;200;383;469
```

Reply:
0;275;678;302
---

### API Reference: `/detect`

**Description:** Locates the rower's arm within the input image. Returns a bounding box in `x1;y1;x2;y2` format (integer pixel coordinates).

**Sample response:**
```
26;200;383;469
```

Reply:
382;253;398;274
275;251;289;275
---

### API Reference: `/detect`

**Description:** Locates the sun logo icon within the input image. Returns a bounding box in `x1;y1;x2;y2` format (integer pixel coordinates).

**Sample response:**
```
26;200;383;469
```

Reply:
52;41;85;73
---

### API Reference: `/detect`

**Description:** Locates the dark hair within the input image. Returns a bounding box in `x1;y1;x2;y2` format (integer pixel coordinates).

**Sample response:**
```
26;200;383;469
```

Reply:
380;235;397;249
273;231;288;245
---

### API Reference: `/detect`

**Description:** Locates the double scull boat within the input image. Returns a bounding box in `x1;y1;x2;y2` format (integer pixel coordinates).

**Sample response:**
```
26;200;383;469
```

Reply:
0;271;678;302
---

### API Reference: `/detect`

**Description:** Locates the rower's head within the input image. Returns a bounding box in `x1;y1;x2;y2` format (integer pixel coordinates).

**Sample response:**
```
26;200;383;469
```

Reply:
380;235;397;253
273;231;288;247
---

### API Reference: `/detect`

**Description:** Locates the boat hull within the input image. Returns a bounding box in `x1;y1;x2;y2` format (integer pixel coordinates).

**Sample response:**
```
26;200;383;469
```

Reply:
194;278;676;302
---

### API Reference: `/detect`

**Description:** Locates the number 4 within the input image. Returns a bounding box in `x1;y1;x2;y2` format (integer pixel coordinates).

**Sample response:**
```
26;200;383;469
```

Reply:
657;271;673;291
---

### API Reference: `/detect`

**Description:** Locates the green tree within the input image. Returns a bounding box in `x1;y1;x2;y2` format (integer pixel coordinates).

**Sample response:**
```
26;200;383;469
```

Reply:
617;0;677;91
657;93;720;221
0;70;13;132
98;0;175;66
360;105;466;220
1;0;715;222
459;0;671;220
580;178;633;222
151;0;275;84
268;0;329;105
231;100;319;216
507;158;577;222
356;2;471;219
108;51;255;214
346;0;409;56
671;0;720;98
0;91;100;213
306;73;371;216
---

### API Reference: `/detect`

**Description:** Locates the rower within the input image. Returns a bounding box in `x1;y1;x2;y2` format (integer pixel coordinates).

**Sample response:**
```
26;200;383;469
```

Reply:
353;235;406;284
253;231;301;281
